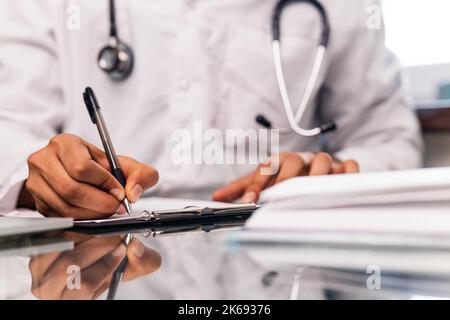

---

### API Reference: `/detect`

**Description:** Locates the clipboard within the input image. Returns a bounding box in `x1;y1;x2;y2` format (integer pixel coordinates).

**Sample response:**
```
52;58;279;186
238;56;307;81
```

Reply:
71;215;249;236
73;203;258;229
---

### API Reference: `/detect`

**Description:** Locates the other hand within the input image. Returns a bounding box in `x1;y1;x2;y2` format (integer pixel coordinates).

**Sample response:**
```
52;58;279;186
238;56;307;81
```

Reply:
212;152;359;203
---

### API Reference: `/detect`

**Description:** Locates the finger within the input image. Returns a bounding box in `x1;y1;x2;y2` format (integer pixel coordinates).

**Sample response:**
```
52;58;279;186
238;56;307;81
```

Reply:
41;237;123;294
61;244;126;300
212;174;252;203
52;138;125;200
343;160;359;173
123;240;162;282
93;281;112;300
36;155;123;215
31;196;59;218
274;154;305;184
331;161;345;174
29;174;121;220
49;236;123;271
308;153;333;176
242;167;275;203
85;143;112;170
62;232;97;245
213;153;290;203
69;160;125;200
119;157;159;203
29;251;63;294
30;252;62;276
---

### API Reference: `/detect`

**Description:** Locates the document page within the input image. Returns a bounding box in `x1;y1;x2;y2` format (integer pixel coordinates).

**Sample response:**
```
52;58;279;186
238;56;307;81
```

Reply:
259;167;450;208
242;167;450;245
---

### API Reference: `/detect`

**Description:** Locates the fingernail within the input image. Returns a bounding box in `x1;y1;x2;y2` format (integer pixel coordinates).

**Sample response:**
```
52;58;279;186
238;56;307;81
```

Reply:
241;192;256;203
112;244;126;257
110;188;125;201
116;205;127;215
132;241;145;258
261;158;272;166
130;184;143;203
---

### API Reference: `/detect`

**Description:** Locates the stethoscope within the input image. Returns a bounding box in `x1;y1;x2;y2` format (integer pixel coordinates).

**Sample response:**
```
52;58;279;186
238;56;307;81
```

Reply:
98;0;336;137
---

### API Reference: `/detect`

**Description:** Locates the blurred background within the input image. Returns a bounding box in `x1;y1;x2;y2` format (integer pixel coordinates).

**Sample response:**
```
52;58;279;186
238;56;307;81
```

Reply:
383;0;450;167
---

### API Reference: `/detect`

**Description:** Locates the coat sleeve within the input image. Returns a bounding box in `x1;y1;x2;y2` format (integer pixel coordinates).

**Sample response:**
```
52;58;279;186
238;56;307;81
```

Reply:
319;0;423;172
0;0;64;211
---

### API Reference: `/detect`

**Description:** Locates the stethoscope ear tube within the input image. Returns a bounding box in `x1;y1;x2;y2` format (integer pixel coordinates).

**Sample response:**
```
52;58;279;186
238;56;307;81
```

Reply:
272;0;330;47
270;0;335;137
98;0;134;81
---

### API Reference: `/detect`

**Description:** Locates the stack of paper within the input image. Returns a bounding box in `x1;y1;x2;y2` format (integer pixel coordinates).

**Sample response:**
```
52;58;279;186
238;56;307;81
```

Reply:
241;167;450;247
259;167;450;209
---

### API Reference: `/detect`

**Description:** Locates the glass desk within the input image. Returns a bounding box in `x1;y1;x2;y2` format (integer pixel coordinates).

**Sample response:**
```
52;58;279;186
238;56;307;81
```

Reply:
1;215;450;300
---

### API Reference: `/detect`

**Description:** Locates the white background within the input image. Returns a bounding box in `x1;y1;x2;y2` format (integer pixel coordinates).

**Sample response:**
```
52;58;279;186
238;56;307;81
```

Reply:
383;0;450;67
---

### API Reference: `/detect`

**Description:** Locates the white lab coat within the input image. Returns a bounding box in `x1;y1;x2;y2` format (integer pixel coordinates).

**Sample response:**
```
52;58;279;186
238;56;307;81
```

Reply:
0;0;422;211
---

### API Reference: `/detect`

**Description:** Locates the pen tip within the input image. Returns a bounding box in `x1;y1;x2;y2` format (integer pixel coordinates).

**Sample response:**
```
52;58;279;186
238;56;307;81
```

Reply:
123;198;132;215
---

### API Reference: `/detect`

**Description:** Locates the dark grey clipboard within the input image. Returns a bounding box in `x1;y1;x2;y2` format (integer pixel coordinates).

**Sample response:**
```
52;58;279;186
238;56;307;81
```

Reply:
73;203;258;229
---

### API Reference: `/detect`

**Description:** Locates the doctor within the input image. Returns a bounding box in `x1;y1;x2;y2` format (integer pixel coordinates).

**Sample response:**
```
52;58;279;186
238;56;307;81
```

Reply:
0;0;422;218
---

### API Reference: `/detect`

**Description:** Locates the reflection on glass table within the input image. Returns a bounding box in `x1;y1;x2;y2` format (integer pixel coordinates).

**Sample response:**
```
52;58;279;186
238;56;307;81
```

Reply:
28;232;161;300
2;217;450;300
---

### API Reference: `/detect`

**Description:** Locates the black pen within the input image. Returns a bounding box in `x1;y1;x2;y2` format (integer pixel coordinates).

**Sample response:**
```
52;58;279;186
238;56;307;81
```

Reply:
83;87;132;215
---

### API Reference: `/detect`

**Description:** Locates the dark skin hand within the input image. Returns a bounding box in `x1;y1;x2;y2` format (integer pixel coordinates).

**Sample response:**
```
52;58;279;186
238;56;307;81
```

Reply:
18;134;159;220
29;232;161;300
213;152;359;203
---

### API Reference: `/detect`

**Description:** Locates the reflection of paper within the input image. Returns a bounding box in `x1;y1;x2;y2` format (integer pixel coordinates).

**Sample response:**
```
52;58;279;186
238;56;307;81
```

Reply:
243;243;450;276
0;237;73;257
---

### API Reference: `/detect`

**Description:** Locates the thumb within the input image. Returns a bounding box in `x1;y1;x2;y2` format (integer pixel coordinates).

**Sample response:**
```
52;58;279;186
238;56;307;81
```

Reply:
124;240;162;281
118;157;159;203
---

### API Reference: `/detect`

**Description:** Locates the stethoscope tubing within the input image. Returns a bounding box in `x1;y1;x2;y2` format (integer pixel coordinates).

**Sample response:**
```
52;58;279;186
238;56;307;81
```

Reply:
100;0;336;137
270;0;335;137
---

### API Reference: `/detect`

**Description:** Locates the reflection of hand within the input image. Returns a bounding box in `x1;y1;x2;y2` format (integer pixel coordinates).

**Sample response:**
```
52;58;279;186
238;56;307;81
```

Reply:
29;233;161;300
213;152;359;203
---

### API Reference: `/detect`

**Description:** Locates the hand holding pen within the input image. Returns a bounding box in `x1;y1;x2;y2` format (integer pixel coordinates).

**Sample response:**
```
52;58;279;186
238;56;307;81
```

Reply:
83;87;160;299
23;89;158;220
82;87;160;216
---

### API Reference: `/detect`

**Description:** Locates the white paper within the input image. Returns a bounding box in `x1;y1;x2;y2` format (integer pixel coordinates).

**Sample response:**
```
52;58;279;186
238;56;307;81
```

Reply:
259;167;450;207
244;167;450;244
246;204;450;235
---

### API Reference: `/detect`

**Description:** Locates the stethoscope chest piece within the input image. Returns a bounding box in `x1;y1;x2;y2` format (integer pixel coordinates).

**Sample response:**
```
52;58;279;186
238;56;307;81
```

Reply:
98;0;134;82
98;41;134;81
